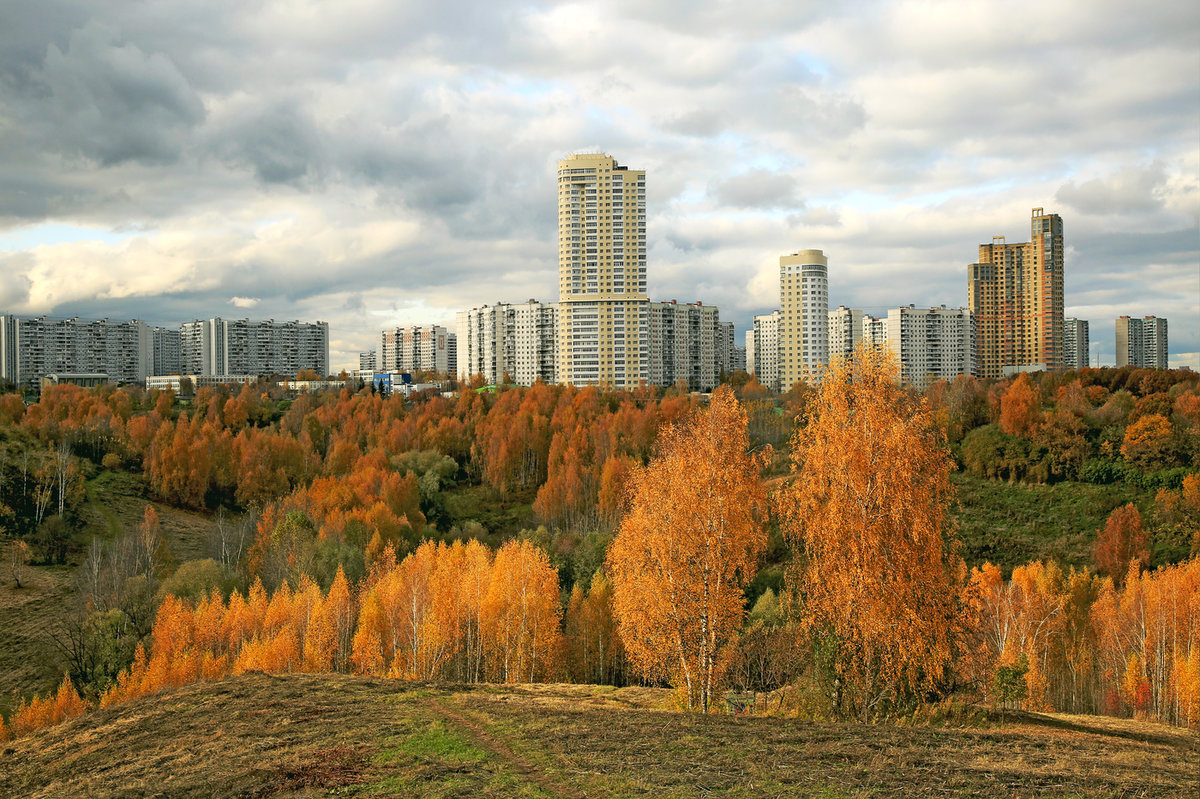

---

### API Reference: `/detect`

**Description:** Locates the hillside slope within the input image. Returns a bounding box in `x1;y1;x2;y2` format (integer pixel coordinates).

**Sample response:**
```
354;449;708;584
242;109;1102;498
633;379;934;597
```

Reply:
2;674;1196;798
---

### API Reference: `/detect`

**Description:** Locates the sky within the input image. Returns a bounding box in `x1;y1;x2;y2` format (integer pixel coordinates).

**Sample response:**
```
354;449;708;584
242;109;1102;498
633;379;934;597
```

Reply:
0;0;1197;372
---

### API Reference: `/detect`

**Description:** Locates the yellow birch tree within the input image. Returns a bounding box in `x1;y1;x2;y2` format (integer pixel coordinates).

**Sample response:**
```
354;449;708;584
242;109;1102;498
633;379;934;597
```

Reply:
607;386;768;712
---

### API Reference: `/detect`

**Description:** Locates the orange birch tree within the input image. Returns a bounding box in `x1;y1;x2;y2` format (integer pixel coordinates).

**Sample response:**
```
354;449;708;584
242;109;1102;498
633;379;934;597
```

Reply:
607;386;768;712
778;346;960;718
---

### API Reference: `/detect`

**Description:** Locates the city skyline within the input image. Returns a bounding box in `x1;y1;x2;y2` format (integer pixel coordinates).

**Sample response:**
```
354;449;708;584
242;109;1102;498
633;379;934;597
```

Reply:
0;2;1196;371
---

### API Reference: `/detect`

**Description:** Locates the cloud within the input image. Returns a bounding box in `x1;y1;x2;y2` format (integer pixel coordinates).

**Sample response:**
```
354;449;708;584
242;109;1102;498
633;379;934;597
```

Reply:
1056;164;1168;215
710;170;804;210
32;22;205;166
0;0;1195;371
230;296;260;308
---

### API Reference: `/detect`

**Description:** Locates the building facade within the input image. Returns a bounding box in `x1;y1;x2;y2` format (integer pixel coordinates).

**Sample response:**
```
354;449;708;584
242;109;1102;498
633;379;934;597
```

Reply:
716;321;737;377
1063;318;1089;370
152;327;182;375
1116;316;1168;369
359;350;377;372
828;305;866;364
380;325;453;375
646;301;720;391
879;305;973;389
0;315;157;390
749;310;782;391
556;153;648;388
181;318;330;377
457;301;558;386
729;345;746;374
779;249;829;389
968;208;1065;378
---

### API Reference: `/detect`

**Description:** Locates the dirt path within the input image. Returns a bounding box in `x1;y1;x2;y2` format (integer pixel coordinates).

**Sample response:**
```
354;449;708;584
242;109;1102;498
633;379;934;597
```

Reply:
425;695;587;799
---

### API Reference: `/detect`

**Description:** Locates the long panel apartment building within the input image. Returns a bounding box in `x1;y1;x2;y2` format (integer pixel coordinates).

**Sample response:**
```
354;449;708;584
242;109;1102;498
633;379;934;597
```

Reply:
876;305;973;389
747;310;782;391
0;315;168;390
827;305;973;388
181;318;329;377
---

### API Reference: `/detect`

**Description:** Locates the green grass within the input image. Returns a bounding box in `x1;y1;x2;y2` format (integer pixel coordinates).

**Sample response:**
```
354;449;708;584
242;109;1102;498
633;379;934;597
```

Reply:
378;722;487;765
950;473;1156;574
441;483;538;539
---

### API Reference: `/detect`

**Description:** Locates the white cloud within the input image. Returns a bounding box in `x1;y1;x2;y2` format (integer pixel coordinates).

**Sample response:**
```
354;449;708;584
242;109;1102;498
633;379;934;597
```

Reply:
0;0;1195;370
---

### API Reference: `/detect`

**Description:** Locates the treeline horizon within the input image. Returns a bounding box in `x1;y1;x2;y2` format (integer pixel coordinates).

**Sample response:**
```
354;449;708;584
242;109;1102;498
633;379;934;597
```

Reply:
0;359;1197;740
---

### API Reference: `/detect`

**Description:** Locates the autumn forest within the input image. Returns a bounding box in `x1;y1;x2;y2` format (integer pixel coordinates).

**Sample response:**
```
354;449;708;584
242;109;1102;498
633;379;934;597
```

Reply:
1;353;1198;747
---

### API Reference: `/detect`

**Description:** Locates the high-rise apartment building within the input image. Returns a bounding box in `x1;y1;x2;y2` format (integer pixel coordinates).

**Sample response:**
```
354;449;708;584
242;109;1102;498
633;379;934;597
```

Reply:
829;306;973;387
0;316;157;389
1116;316;1168;369
717;321;737;377
749;310;782;391
152;327;181;375
359;350;377;372
730;345;746;374
744;330;755;379
880;305;973;389
864;314;886;347
779;249;829;389
181;318;329;377
457;301;558;386
380;325;453;375
646;301;720;391
556;153;648;388
1063;318;1089;370
828;305;866;364
968;208;1064;378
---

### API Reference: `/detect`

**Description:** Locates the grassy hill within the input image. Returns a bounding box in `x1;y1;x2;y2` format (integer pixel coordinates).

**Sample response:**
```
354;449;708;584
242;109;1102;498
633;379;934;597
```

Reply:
949;473;1159;573
0;470;222;714
1;674;1195;798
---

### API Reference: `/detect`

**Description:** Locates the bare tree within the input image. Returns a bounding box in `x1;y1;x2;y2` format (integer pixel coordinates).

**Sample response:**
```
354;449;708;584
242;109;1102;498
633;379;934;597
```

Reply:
208;506;252;573
54;441;73;517
4;538;31;588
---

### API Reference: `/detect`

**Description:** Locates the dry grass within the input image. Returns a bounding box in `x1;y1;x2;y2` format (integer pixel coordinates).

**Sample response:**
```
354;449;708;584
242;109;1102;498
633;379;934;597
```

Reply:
1;674;1195;798
80;470;221;562
0;565;75;715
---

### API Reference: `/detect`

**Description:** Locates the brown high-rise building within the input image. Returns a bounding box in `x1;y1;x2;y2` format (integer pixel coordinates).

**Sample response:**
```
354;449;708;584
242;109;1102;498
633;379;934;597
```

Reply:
967;208;1064;379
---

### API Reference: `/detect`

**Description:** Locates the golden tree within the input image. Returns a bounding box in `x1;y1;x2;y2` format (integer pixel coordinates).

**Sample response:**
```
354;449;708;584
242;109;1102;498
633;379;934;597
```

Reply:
778;346;959;718
607;386;768;712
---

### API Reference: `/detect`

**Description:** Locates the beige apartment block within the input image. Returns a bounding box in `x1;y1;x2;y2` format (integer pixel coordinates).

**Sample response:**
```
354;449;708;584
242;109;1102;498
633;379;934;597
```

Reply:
779;249;829;389
556;153;648;388
968;208;1064;379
